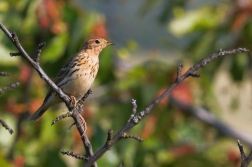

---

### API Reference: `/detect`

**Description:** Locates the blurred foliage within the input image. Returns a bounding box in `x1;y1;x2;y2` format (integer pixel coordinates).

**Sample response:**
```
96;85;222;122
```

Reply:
141;0;251;82
0;0;251;167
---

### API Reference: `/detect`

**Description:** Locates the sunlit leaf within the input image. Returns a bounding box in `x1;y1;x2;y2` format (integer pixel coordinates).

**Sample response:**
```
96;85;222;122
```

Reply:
169;6;227;36
41;33;69;62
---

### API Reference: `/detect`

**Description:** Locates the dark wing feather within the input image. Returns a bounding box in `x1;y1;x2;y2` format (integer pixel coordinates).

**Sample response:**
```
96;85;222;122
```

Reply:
42;56;75;103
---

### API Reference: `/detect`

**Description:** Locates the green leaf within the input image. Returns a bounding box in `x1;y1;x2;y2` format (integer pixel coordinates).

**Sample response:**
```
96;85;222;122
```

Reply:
42;33;69;62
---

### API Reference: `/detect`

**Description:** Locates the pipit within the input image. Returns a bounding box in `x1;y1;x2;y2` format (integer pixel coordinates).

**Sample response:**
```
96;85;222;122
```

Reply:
29;37;114;122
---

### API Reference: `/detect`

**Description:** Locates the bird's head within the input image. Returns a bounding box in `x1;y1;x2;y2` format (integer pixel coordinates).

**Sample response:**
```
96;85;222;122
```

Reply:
83;37;114;55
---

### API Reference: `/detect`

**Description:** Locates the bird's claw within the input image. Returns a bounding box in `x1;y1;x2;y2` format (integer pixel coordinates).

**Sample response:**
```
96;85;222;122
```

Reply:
69;95;77;109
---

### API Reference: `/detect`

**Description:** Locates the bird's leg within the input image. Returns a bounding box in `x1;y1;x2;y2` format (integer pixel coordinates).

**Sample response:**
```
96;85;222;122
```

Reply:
78;114;87;133
69;95;87;132
69;95;77;108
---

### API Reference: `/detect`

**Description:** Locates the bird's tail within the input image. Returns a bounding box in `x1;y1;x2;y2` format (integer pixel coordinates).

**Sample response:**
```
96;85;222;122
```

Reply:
28;104;49;121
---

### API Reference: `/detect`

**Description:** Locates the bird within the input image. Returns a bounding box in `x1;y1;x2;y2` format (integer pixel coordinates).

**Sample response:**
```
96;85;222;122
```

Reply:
29;37;114;121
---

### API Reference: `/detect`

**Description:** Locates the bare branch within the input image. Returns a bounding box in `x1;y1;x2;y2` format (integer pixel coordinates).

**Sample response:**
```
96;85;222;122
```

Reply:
51;112;72;125
73;104;97;167
0;22;72;109
0;22;97;167
11;33;20;45
1;21;249;167
237;140;252;167
0;72;10;76
10;52;21;56
34;42;46;63
0;118;14;134
83;48;249;167
51;89;93;125
176;63;184;80
139;48;249;118
63;123;76;133
106;130;113;145
50;89;96;166
0;82;20;96
0;72;19;134
61;150;88;161
131;99;137;114
80;89;93;103
188;73;200;77
128;99;137;122
121;133;143;142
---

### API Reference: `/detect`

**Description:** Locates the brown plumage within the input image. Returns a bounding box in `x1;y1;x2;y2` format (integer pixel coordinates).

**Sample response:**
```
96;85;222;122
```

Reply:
29;37;113;121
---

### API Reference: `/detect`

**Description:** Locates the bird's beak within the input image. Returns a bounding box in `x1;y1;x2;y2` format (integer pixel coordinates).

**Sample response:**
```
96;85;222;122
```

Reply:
107;42;114;46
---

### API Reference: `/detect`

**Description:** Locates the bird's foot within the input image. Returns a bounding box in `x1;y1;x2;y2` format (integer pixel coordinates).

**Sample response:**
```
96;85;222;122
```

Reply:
69;95;77;109
78;113;87;133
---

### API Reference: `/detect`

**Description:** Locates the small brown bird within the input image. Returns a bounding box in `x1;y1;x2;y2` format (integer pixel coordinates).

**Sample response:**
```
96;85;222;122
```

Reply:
29;37;114;121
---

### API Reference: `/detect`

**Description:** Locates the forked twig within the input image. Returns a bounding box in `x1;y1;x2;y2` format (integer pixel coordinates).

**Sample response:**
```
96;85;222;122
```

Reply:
0;22;97;167
237;140;252;167
83;48;249;167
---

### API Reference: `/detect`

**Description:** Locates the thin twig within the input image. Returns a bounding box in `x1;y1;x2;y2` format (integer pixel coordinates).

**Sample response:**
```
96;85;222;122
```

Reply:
73;102;97;167
138;48;249;118
0;22;97;167
67;122;76;131
176;63;183;81
50;89;96;166
61;150;88;161
1;21;249;167
0;23;72;109
51;112;72;125
10;52;21;56
128;99;137;122
237;140;252;167
0;118;14;134
51;89;93;125
0;72;18;134
106;130;113;145
121;133;143;142
188;73;201;77
0;82;20;96
0;72;10;76
83;48;249;167
79;89;93;103
238;140;246;160
34;42;46;63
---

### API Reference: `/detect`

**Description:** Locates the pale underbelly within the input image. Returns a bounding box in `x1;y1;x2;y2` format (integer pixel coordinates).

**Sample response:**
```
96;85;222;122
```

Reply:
61;74;95;101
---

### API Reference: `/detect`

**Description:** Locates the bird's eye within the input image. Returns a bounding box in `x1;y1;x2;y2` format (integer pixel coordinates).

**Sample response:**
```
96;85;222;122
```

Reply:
95;40;100;44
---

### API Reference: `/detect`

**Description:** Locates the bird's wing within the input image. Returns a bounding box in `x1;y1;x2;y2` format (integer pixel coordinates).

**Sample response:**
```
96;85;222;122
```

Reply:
42;56;75;104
